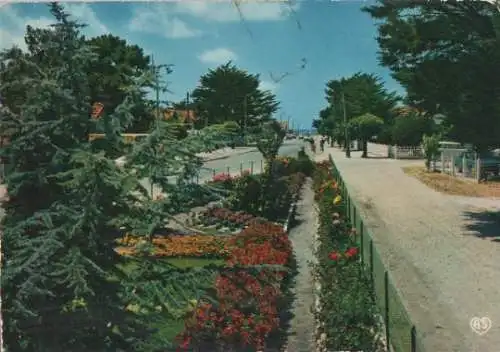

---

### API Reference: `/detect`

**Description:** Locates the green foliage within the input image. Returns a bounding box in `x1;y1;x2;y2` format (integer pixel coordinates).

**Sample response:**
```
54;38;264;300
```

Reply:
349;113;384;157
287;147;315;177
86;34;153;133
0;4;241;351
191;62;280;131
315;73;398;146
122;258;219;350
0;4;152;350
227;174;263;215
391;112;434;146
256;120;286;163
227;156;307;222
364;0;500;151
349;113;384;140
422;134;441;171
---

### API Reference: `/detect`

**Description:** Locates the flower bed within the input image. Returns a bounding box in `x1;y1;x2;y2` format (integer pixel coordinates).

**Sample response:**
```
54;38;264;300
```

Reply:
196;207;263;228
116;234;229;258
313;160;383;351
176;217;294;351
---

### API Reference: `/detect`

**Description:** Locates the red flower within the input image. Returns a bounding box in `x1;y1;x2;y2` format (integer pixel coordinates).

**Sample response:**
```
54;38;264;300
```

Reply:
328;251;340;261
180;335;191;349
345;247;358;258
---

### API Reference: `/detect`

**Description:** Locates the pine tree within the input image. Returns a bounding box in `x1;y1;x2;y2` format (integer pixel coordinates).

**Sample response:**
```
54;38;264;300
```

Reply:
0;3;149;350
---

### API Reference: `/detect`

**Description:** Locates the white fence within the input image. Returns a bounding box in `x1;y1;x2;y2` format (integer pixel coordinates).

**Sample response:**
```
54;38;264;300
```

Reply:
388;145;424;159
437;148;500;182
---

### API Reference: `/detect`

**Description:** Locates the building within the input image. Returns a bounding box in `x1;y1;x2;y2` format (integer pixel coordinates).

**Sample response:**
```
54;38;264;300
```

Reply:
163;109;196;123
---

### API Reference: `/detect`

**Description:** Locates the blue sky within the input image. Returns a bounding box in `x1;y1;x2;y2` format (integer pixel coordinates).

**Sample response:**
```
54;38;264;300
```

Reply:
0;1;403;131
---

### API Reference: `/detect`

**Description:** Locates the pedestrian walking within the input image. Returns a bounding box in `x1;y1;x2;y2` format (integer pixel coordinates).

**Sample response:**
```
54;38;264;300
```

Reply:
309;138;316;153
320;137;325;153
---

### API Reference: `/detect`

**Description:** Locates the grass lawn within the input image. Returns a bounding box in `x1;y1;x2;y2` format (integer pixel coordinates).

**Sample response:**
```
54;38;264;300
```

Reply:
117;256;223;348
164;257;225;268
403;166;500;197
118;256;225;274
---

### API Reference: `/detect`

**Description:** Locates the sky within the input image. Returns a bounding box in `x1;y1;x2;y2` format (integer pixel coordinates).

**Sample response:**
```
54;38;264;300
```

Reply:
0;1;404;131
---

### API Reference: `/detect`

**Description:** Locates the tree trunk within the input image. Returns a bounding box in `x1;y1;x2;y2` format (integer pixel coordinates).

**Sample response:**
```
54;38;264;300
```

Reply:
362;140;368;158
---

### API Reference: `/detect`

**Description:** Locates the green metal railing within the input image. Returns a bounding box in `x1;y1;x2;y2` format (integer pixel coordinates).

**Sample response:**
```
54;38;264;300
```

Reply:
328;155;426;352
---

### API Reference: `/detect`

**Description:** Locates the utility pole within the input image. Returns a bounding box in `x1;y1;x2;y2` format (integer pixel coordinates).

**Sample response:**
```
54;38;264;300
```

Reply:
152;55;160;126
287;116;291;132
342;90;350;158
243;94;248;138
186;91;194;131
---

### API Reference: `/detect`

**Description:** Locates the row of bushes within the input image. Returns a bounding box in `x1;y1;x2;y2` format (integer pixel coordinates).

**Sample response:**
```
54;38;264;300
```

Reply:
313;160;384;351
210;149;314;222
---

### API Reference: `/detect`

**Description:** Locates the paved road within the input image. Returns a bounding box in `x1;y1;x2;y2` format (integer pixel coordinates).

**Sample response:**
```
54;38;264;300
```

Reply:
140;140;305;196
200;140;305;181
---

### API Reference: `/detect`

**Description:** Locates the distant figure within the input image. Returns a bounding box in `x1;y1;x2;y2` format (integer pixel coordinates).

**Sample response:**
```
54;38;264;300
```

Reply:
320;138;325;152
309;139;316;153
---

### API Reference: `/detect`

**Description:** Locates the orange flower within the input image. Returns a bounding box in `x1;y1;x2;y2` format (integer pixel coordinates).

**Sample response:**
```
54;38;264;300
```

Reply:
116;234;228;257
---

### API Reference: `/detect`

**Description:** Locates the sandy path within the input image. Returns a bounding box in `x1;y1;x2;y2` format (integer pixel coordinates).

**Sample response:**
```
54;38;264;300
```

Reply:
286;179;317;352
313;143;500;352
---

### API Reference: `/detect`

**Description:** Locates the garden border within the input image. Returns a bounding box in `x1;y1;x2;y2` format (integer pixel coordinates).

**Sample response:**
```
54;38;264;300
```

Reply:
327;154;426;352
283;186;300;233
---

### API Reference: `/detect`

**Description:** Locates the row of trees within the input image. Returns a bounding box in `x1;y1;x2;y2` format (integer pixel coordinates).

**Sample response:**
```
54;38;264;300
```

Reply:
1;26;279;139
365;0;500;152
0;4;247;351
313;72;400;157
315;1;500;154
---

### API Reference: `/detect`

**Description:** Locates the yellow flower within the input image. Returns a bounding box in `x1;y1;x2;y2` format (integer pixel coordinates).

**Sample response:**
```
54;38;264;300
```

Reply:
333;195;342;205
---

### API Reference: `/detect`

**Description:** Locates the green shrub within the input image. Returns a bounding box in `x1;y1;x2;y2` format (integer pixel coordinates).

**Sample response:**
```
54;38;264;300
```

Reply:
288;148;315;176
227;174;263;214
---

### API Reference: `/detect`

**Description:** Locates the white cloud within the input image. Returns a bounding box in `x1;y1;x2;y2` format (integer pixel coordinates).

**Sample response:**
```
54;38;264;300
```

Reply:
259;80;278;92
0;4;109;51
173;1;300;22
65;3;110;36
129;4;202;39
198;48;237;65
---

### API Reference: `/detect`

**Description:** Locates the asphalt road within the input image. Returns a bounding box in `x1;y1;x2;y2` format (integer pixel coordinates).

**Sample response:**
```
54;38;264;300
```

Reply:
200;139;305;181
140;139;305;195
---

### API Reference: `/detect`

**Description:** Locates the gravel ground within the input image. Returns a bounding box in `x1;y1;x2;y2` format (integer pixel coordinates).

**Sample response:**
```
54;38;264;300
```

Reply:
286;178;317;352
313;142;500;352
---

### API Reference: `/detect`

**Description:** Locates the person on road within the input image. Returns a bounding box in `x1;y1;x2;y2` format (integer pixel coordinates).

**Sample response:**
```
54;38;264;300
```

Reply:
309;138;316;153
320;138;325;153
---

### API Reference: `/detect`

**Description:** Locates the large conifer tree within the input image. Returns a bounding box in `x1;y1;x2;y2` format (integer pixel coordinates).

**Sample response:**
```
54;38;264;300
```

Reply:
0;3;148;350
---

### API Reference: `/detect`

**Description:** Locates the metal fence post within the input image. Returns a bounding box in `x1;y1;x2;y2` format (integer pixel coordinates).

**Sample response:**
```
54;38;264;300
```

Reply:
212;169;216;178
359;220;364;267
369;239;374;284
240;162;243;175
260;159;264;172
410;326;417;352
226;166;230;175
196;173;199;184
384;271;390;349
353;204;357;228
250;161;254;175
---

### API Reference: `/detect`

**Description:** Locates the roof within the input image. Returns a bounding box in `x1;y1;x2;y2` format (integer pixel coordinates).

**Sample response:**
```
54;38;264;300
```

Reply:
163;109;197;123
